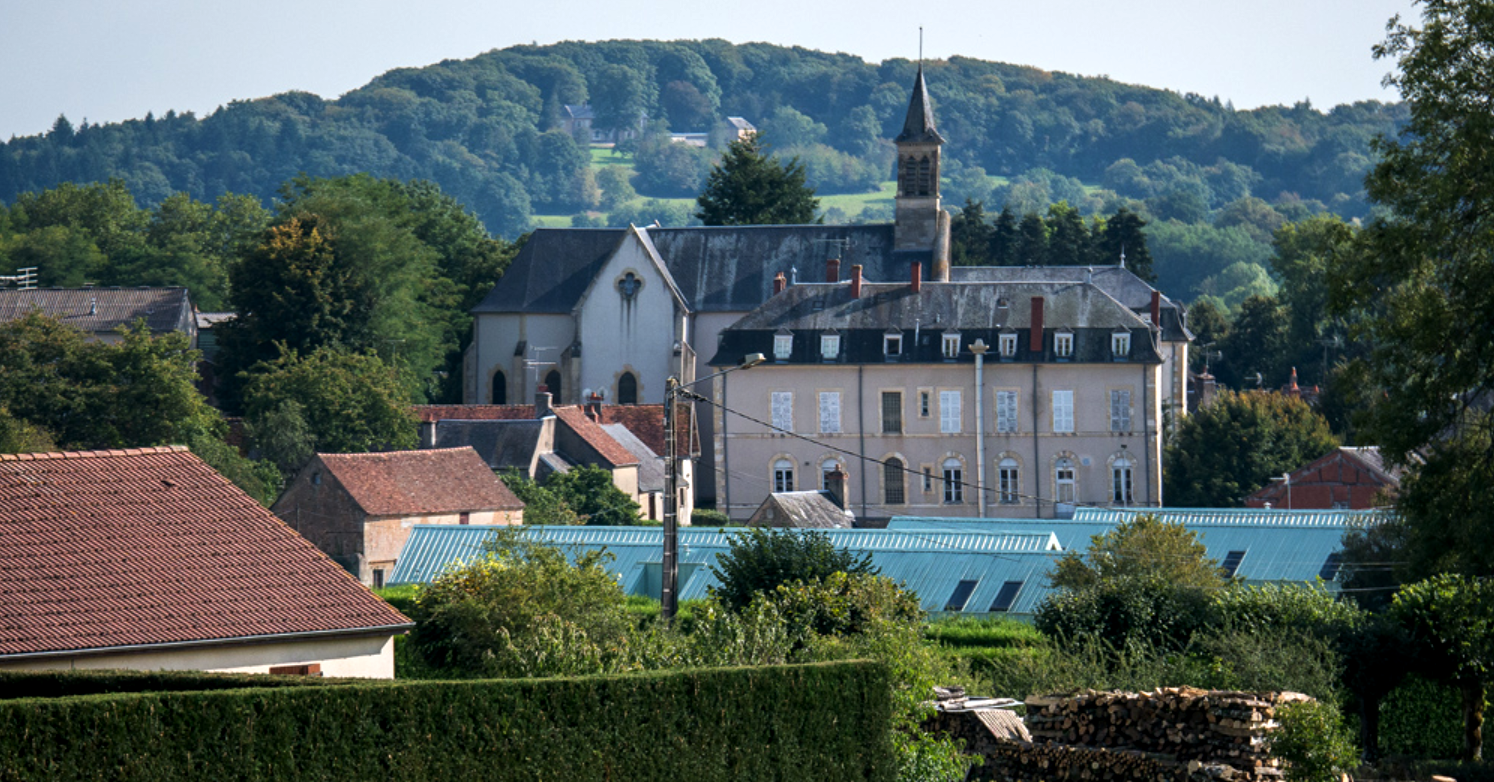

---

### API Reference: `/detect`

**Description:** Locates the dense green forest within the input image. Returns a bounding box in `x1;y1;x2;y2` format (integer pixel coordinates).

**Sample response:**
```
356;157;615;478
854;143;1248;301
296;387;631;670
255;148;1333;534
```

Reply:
0;41;1402;237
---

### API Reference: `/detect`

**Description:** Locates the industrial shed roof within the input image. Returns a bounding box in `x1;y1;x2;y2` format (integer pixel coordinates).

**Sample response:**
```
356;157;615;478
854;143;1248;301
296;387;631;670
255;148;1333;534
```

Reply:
388;525;1065;616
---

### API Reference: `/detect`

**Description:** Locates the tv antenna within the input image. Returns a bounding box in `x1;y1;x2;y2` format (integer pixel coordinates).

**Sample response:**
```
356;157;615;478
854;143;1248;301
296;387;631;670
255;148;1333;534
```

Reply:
0;267;37;290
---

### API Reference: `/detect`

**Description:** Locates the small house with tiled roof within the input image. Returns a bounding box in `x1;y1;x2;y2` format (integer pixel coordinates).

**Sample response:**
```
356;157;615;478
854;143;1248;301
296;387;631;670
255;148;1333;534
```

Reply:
273;447;524;588
0;446;411;677
0;287;196;344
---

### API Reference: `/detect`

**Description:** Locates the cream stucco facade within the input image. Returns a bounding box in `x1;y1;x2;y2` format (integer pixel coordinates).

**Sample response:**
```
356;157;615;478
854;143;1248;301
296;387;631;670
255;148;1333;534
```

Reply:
0;633;399;679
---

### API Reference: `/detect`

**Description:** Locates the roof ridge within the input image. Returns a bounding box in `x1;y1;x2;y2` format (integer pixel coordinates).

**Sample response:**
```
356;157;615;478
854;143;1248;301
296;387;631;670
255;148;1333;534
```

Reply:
318;448;472;459
0;445;189;462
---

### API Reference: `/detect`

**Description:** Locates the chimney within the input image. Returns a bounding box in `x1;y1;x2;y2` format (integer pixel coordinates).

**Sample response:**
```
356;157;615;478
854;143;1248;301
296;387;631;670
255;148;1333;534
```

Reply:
850;265;863;299
825;258;841;282
1029;297;1045;352
911;262;922;293
535;386;552;418
825;467;847;510
586;392;603;421
773;271;786;295
1150;291;1161;327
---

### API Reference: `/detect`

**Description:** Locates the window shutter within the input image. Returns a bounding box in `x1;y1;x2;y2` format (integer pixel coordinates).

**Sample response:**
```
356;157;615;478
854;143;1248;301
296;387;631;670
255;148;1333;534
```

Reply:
1053;390;1074;433
940;391;961;433
771;391;793;432
819;391;841;433
996;391;1018;433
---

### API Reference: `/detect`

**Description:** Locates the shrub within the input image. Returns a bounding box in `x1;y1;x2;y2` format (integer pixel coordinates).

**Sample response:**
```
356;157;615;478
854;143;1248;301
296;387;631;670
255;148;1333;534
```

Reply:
689;508;730;526
708;528;875;612
1033;575;1215;651
1271;699;1360;782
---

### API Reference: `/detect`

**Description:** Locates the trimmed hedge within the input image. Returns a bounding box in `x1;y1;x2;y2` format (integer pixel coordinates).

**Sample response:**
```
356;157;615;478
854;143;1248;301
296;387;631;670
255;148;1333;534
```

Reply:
0;661;893;782
0;669;357;700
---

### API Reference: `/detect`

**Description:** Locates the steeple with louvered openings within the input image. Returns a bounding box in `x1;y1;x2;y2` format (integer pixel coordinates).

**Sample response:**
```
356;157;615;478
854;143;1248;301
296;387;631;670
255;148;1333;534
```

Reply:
894;65;949;275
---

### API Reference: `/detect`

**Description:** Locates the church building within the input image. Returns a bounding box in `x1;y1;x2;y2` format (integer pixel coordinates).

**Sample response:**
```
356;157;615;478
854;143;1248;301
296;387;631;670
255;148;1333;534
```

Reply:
466;67;1192;515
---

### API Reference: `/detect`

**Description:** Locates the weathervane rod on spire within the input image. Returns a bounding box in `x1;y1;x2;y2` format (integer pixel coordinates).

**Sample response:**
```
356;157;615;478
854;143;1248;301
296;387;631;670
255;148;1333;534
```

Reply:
919;27;924;65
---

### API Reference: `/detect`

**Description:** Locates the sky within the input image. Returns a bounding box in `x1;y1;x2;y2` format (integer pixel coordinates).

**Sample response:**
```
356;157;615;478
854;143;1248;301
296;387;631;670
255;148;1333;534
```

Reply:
0;0;1418;141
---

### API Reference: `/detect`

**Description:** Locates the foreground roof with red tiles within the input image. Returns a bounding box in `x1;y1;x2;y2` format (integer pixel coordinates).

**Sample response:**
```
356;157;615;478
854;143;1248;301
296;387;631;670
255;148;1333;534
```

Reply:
552;406;639;467
412;404;535;422
0;447;410;658
316;447;524;516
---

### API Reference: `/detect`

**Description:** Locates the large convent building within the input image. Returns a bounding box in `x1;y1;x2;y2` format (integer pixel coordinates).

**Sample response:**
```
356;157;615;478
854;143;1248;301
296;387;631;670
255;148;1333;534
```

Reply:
466;67;1193;520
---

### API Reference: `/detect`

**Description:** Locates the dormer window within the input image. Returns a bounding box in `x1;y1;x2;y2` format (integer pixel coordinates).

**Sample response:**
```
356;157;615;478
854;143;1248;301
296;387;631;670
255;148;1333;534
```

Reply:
999;332;1018;358
884;330;902;359
773;330;793;361
942;331;961;360
1055;331;1074;359
1111;331;1131;359
820;331;840;361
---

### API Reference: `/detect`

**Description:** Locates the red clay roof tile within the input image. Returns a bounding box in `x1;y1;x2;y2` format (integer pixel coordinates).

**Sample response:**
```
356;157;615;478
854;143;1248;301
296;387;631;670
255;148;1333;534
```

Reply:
314;447;524;516
0;447;410;658
551;406;638;467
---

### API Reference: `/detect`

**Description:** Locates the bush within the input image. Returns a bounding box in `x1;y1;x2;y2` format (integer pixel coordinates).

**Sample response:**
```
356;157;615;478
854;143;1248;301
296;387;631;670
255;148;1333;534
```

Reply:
689;508;730;526
1271;699;1360;782
1033;575;1215;651
708;528;875;612
1379;674;1464;758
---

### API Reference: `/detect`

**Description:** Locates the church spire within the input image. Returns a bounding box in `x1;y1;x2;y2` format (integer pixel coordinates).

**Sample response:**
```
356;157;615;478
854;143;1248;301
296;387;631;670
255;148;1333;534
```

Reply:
895;65;945;145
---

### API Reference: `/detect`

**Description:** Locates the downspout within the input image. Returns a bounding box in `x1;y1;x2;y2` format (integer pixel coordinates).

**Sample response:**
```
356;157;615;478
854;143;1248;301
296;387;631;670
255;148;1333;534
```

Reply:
1032;364;1041;518
971;340;989;518
721;374;731;517
858;365;868;520
1143;362;1154;507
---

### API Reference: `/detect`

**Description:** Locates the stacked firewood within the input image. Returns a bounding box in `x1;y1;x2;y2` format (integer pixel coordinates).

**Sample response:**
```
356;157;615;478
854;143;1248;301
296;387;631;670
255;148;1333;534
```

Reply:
1001;688;1310;782
974;740;1275;782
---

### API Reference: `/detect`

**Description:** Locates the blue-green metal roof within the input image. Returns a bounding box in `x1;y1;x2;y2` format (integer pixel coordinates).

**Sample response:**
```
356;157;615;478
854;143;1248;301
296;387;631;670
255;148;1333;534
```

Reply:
889;507;1382;586
389;525;1064;616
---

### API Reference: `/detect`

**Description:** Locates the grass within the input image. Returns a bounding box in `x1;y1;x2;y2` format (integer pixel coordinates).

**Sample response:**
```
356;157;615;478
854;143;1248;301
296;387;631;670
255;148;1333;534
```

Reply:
590;146;635;167
817;181;896;215
923;615;1045;649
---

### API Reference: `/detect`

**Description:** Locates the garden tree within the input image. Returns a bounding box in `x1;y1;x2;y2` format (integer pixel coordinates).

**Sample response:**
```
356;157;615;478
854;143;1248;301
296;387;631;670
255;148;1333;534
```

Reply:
596;165;637;212
0;312;279;502
1270;215;1356;386
1215;295;1290;389
695;136;819;226
1048;513;1225;591
1164;389;1339;507
1269;701;1361;782
949;199;994;266
1325;1;1494;580
1391;574;1494;761
240;347;418;456
708;528;875;612
1093;207;1153;281
990;206;1019;265
1186;298;1230;372
546;465;642;525
498;469;583;526
409;527;636;677
1015;212;1047;264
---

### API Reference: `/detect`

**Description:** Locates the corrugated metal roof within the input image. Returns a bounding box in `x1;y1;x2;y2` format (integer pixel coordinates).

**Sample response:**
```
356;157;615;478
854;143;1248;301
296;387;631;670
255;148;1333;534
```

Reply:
389;525;1064;616
1073;507;1382;528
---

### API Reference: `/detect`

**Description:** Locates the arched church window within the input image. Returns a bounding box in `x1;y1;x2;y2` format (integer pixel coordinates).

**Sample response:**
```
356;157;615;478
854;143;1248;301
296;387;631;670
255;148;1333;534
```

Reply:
491;371;507;405
618;372;638;405
544;370;562;403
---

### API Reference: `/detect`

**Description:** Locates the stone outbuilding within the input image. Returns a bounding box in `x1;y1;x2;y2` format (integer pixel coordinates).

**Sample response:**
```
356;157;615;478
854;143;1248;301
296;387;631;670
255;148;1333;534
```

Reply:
273;447;524;587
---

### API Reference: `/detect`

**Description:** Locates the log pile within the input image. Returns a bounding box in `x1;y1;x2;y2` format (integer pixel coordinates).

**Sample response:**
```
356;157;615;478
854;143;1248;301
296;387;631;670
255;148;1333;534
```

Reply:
934;688;1312;782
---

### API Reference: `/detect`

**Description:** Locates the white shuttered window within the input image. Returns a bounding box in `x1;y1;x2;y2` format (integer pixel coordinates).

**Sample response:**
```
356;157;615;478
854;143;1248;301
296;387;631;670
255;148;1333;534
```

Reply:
996;391;1019;433
771;391;793;433
819;391;841;434
940;390;961;434
1110;390;1132;432
1052;390;1074;433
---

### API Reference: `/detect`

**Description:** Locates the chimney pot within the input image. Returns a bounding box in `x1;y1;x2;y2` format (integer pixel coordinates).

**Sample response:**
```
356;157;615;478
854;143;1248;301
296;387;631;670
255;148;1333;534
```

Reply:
773;271;786;295
535;388;552;419
911;262;922;293
850;265;863;299
825;258;841;283
1029;297;1045;352
825;467;848;510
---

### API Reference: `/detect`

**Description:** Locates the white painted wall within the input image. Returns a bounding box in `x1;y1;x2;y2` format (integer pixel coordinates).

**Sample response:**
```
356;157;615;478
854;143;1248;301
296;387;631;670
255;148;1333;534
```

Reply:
576;236;682;405
0;634;399;679
470;313;574;404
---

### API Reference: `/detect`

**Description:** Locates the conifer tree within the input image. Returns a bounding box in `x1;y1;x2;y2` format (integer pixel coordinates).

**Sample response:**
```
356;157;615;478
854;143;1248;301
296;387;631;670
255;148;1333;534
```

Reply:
695;136;818;226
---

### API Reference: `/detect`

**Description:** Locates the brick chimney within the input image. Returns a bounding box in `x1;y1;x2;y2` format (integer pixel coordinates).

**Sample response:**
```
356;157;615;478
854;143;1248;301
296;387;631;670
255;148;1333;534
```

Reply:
1029;297;1045;352
773;271;786;295
535;386;552;418
850;265;863;299
825;467;847;510
586;392;604;421
826;258;841;282
911;262;922;293
1150;291;1161;327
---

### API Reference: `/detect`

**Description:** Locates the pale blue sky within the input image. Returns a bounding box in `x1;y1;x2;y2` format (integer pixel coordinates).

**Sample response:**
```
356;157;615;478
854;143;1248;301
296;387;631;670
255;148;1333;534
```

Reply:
0;0;1417;140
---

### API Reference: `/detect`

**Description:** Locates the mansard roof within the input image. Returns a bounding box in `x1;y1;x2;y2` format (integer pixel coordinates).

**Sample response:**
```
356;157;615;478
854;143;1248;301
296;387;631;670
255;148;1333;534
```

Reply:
472;224;930;316
710;280;1161;366
949;265;1191;341
895;65;945;144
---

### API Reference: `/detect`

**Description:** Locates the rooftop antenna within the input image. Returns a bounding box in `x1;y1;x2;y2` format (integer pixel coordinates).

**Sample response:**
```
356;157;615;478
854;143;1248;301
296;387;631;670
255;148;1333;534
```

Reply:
0;267;37;290
813;237;850;260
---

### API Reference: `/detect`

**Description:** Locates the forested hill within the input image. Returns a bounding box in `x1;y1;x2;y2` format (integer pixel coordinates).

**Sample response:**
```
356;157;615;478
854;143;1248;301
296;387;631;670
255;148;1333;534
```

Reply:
0;40;1404;238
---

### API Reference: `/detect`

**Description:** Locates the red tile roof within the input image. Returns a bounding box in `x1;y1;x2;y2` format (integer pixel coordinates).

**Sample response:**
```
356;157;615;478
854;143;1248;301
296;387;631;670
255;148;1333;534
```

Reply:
0;447;410;658
412;405;536;423
552;406;639;467
597;404;696;457
316;447;524;516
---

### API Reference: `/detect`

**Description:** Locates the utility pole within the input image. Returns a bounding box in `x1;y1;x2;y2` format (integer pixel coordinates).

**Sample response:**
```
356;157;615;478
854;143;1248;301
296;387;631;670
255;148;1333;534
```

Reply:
661;377;680;621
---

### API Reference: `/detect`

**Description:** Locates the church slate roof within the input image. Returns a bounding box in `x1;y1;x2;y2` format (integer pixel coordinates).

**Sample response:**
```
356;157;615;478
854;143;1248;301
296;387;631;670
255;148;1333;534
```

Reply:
472;224;930;317
895;65;945;144
712;280;1160;367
